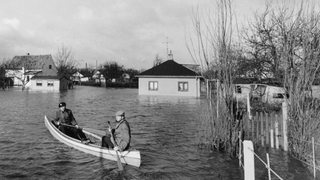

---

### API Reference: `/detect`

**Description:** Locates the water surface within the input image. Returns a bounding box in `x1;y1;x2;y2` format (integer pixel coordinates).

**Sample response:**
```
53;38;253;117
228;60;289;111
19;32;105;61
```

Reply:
0;86;314;179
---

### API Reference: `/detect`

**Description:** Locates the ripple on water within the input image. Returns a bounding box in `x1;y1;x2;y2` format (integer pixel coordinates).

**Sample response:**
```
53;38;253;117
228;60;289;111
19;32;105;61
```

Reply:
0;86;315;179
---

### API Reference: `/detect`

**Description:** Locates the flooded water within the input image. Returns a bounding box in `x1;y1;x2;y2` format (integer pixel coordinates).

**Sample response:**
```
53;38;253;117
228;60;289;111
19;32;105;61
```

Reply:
0;86;314;179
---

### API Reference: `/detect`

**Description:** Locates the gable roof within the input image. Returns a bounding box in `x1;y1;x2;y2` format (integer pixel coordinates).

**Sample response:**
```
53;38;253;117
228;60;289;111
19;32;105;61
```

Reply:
138;60;199;77
12;54;58;77
10;55;56;70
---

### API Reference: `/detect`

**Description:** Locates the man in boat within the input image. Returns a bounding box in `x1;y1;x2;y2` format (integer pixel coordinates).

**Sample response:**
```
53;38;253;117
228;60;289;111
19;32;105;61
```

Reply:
54;102;90;144
101;110;131;151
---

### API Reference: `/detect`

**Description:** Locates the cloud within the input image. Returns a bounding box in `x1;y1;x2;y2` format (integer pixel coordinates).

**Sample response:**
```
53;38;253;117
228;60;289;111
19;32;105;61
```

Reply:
77;6;94;21
2;18;20;30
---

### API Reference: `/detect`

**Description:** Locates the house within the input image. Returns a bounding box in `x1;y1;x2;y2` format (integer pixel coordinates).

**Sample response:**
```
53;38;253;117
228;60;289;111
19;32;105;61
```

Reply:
72;71;84;85
136;60;202;97
5;54;67;91
234;83;287;104
92;70;106;86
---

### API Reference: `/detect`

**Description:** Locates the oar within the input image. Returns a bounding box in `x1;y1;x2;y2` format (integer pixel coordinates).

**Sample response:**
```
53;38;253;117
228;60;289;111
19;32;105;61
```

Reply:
108;121;124;171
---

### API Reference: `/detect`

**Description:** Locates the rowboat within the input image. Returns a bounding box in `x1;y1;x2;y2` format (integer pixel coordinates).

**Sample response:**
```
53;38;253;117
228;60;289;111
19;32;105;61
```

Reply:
44;115;141;167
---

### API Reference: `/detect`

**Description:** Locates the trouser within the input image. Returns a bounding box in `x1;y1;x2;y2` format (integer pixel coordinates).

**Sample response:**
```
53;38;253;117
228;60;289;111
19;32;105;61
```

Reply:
59;125;87;141
101;134;114;149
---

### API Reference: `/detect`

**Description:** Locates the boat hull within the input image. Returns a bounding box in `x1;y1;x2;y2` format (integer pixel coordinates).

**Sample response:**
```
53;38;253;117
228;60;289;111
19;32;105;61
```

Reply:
44;115;141;167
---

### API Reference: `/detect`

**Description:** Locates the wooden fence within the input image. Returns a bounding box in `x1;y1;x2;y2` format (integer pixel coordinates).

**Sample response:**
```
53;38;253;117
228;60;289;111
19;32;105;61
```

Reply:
242;102;288;151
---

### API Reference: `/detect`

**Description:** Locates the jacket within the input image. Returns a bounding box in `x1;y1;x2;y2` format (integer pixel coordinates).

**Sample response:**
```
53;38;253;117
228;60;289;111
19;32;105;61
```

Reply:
114;119;131;151
54;109;78;126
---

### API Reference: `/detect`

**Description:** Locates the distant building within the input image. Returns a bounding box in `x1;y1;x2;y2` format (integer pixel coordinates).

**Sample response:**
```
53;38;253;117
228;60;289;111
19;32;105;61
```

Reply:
72;71;84;84
5;54;68;91
136;60;202;97
92;70;106;86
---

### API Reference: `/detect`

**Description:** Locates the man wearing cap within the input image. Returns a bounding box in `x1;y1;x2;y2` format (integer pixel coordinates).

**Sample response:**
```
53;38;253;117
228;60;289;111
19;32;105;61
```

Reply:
101;110;131;151
54;102;89;143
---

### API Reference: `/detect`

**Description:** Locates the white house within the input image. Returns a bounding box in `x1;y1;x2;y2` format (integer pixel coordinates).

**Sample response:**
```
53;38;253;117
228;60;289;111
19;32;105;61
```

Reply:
136;60;202;97
5;54;65;91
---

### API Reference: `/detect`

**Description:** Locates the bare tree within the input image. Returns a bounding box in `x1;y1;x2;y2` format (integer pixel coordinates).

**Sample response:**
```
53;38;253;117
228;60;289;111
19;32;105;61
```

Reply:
245;1;320;164
54;45;78;77
153;54;163;67
187;0;242;156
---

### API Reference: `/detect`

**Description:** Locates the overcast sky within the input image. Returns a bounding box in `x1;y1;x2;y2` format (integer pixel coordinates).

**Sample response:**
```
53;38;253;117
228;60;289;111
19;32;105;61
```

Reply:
0;0;307;70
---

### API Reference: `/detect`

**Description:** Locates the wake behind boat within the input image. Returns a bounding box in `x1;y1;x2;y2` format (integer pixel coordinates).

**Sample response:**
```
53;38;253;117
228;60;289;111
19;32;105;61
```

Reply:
44;115;141;168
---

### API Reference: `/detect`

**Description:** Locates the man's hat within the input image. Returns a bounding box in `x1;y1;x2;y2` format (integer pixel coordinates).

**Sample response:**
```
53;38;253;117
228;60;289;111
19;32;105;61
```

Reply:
59;102;66;107
115;110;125;116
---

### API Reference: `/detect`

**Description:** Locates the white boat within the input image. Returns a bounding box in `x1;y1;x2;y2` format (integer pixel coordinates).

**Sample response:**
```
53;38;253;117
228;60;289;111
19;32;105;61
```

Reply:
44;115;141;167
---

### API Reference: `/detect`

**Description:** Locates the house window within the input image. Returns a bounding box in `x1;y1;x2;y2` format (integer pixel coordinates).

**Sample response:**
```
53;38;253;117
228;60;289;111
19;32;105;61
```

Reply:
148;81;158;91
178;82;188;92
36;81;42;86
49;65;52;69
47;81;54;87
273;93;284;99
235;86;242;93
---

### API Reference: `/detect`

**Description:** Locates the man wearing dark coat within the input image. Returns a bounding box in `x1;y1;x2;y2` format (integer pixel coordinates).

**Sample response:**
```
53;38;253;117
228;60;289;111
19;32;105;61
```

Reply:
54;102;89;143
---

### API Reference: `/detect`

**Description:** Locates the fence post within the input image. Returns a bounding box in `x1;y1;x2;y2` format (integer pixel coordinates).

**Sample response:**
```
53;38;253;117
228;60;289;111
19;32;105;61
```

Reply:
282;102;288;151
275;114;279;149
266;112;269;146
247;93;252;120
239;131;242;167
243;140;255;180
206;79;209;98
256;115;259;143
313;137;316;179
260;112;264;147
267;153;271;180
270;114;274;148
251;117;255;141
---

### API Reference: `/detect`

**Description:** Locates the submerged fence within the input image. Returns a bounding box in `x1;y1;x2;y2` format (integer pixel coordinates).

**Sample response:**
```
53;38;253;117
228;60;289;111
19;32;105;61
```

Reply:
240;102;320;179
242;102;288;151
241;140;284;180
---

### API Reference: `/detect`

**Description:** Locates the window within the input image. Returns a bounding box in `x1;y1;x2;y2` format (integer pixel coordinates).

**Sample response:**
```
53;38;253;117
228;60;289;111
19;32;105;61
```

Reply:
47;81;54;87
272;93;289;99
272;93;284;99
148;81;158;91
235;86;242;93
178;82;188;92
256;85;267;95
49;65;52;69
36;81;42;86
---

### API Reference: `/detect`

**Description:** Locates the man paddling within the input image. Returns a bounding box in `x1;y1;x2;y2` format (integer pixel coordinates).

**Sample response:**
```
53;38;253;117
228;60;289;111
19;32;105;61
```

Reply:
101;110;131;151
54;102;90;144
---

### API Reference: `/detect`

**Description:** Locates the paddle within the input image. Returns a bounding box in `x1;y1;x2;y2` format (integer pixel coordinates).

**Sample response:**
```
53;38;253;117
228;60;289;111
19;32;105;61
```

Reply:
108;121;124;171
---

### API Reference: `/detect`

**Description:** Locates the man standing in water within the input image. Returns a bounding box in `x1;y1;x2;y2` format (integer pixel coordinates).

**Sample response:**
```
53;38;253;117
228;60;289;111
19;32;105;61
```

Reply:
54;102;90;144
102;110;131;151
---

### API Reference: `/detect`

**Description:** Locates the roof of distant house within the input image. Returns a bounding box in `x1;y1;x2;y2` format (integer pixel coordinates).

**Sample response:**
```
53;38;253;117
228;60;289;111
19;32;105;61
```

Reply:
138;60;199;77
9;54;58;77
10;54;55;70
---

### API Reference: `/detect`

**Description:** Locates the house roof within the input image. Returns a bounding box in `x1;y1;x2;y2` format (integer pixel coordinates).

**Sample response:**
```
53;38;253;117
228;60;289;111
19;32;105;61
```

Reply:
10;54;55;70
73;71;84;77
138;60;199;77
11;54;58;79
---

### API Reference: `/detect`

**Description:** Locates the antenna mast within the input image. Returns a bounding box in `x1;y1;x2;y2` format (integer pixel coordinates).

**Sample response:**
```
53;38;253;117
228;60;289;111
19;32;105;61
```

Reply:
162;36;171;60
